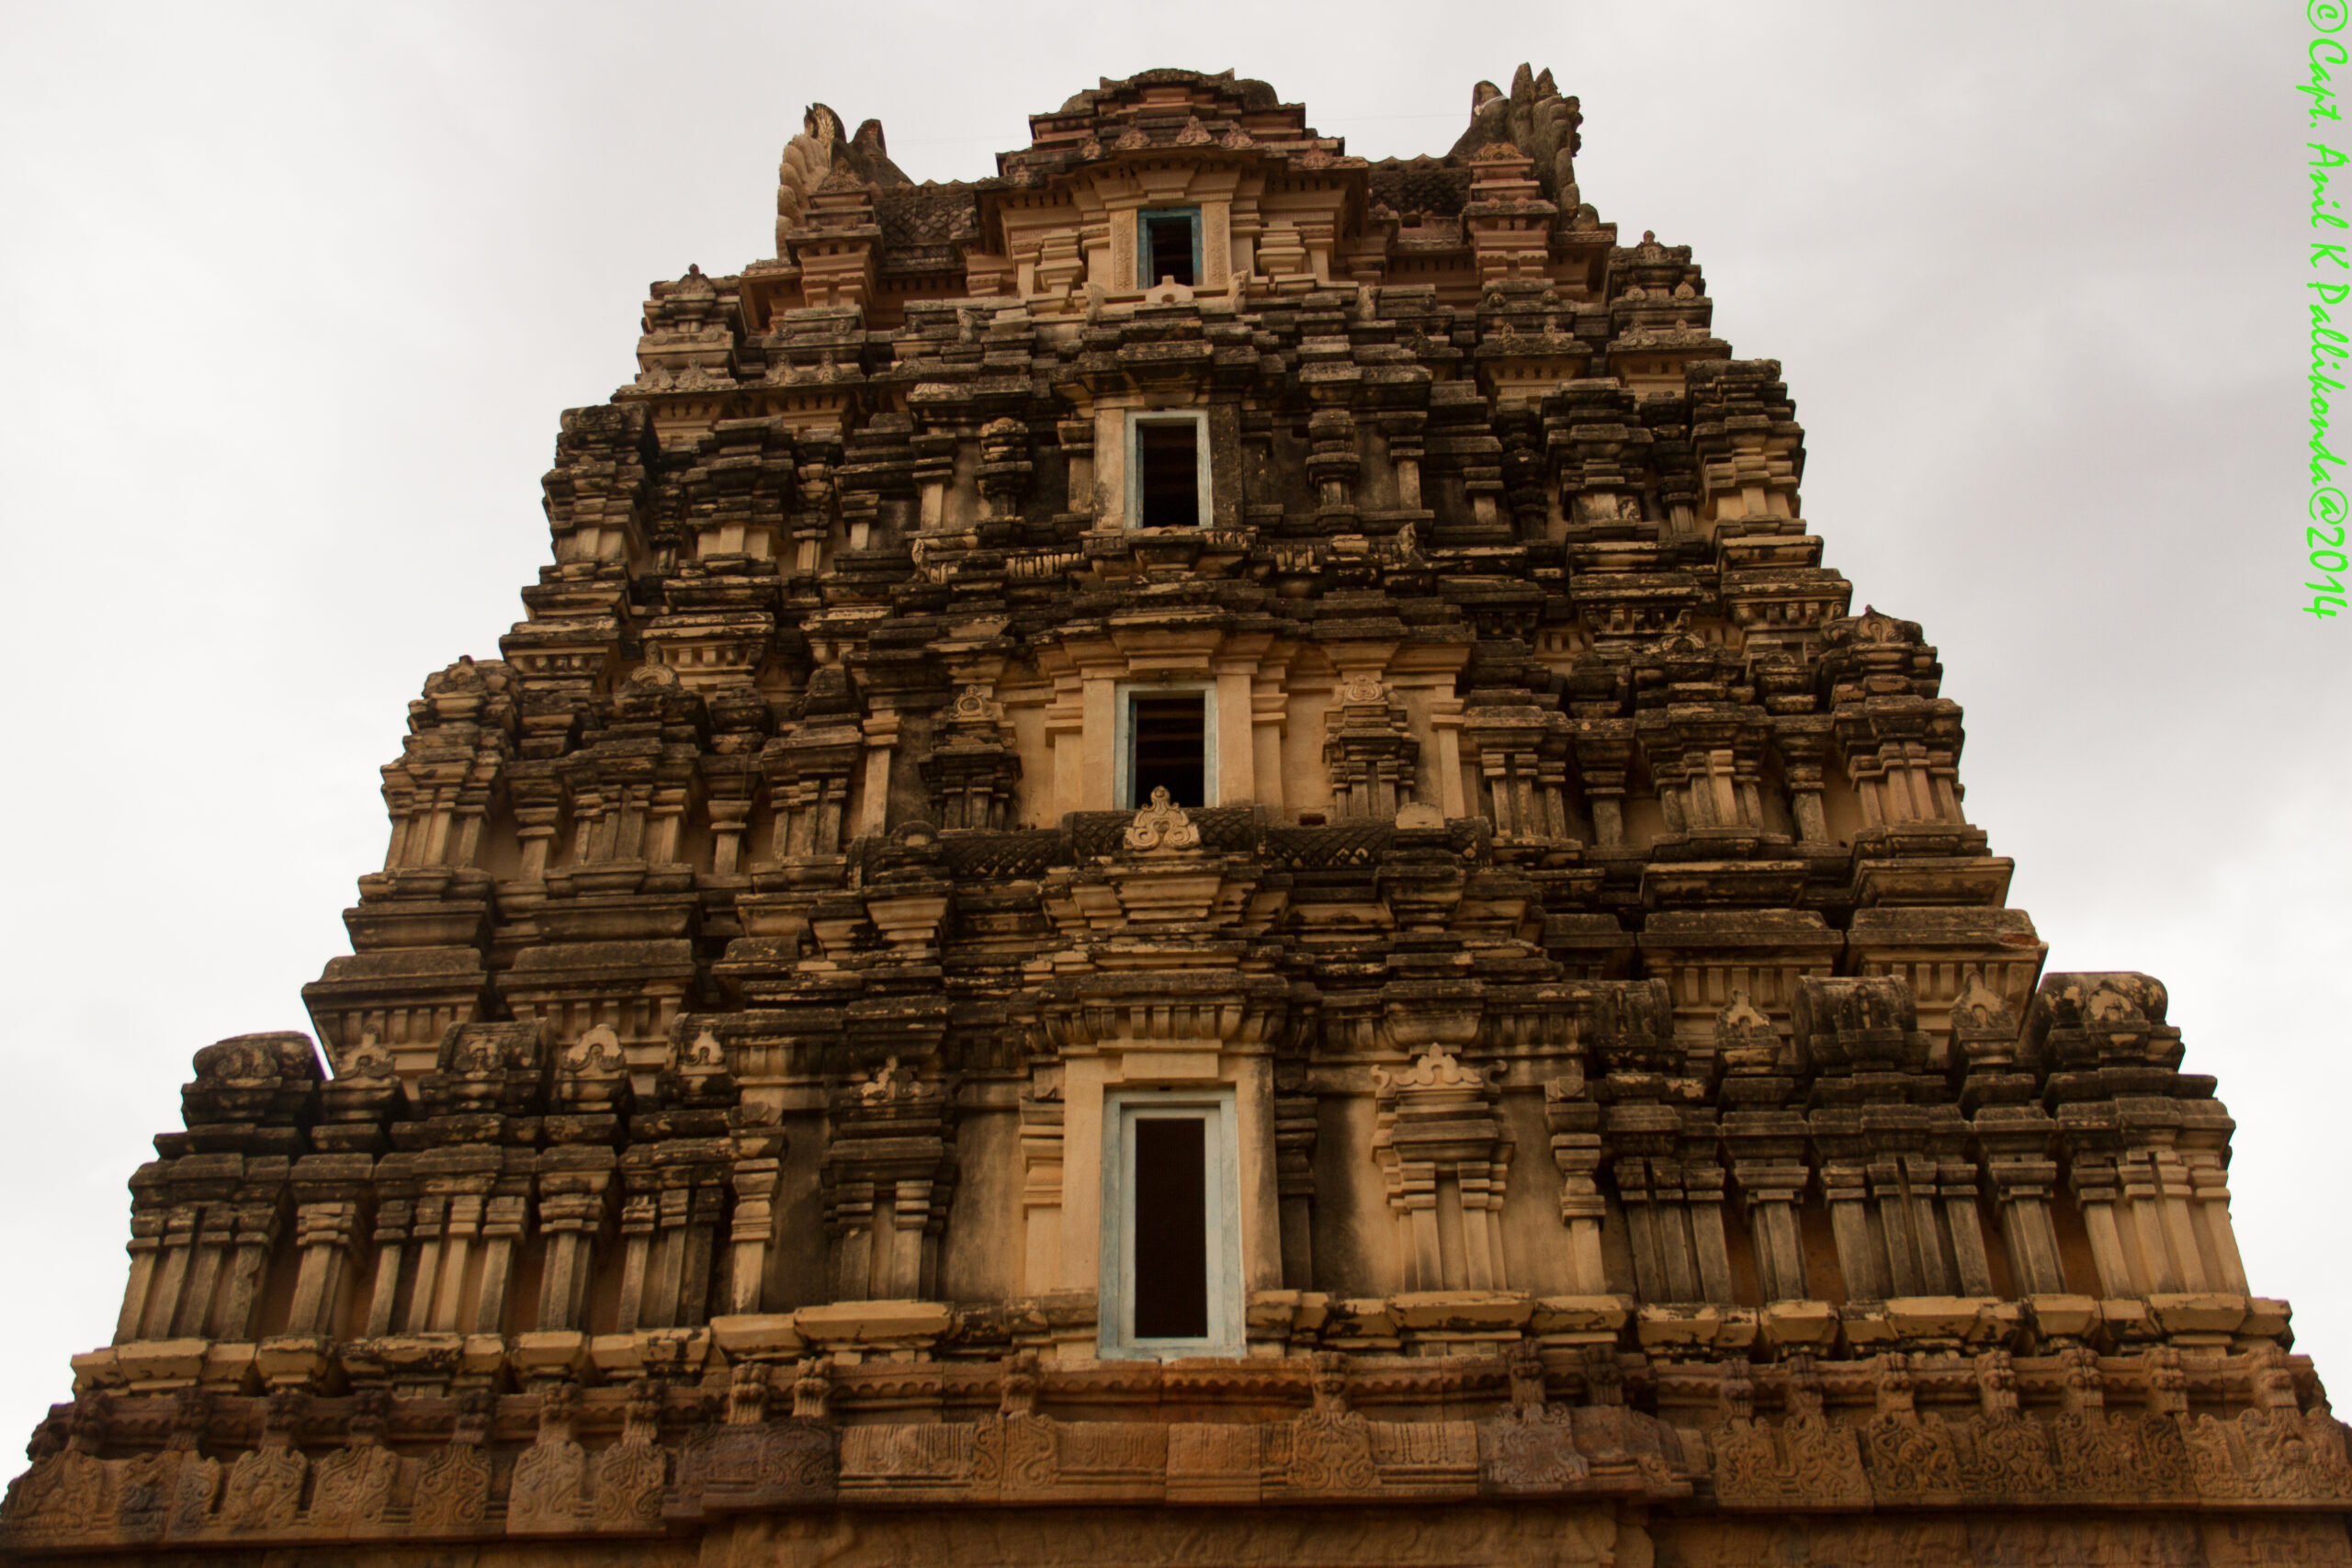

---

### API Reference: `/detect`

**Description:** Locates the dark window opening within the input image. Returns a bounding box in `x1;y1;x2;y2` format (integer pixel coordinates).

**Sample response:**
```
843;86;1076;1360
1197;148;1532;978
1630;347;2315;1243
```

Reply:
1131;1116;1208;1339
1130;694;1206;807
1143;211;1198;287
1137;421;1200;528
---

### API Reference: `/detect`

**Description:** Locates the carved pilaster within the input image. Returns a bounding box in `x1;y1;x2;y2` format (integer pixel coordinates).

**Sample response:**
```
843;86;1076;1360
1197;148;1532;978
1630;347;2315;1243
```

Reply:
922;685;1022;831
761;667;865;868
1322;673;1419;821
1371;1048;1510;1292
616;1030;740;1330
1721;986;1809;1304
822;1057;956;1302
1542;1081;1607;1292
1274;1084;1318;1291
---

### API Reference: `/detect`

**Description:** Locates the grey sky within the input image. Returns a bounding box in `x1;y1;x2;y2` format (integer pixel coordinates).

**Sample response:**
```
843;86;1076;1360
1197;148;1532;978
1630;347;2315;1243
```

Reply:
0;0;2337;1438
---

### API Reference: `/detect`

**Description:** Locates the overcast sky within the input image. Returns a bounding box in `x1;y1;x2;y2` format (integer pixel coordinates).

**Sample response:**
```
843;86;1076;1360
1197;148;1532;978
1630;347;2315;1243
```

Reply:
0;1;2338;1441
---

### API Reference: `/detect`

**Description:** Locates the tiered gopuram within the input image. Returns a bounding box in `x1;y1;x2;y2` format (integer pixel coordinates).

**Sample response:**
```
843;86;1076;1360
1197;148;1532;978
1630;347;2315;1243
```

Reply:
8;66;2346;1568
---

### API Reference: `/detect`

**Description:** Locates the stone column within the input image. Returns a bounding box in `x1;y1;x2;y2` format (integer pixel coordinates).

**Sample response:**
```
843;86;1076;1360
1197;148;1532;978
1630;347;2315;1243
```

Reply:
360;1162;417;1337
1977;1109;2069;1295
1250;682;1288;814
1572;721;1634;848
1018;1089;1065;1296
1724;1112;1811;1303
854;710;900;839
172;1195;242;1339
424;1190;487;1333
1933;1145;1995;1297
210;1177;288;1341
1543;1084;1608;1292
469;1189;530;1335
1772;715;1835;845
1812;1116;1892;1303
1216;669;1257;804
726;1121;786;1315
533;1152;614;1333
1275;1089;1317;1290
2062;1138;2137;1299
112;1178;165;1345
613;1190;660;1333
285;1155;374;1337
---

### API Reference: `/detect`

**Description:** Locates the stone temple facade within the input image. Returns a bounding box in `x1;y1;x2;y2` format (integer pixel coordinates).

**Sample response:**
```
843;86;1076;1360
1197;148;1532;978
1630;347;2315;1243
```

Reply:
6;65;2347;1568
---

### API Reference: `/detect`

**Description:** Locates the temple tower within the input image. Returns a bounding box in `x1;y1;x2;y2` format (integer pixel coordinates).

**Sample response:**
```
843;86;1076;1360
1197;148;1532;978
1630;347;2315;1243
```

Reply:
6;66;2346;1568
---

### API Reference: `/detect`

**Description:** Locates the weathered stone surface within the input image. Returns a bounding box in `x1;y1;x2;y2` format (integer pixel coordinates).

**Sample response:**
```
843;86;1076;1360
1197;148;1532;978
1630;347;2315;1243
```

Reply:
7;61;2343;1568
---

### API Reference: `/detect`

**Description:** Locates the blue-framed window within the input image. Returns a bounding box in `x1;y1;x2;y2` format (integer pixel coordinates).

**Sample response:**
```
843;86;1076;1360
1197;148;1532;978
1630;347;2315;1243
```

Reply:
1114;682;1217;808
1098;1089;1243;1359
1137;208;1203;288
1126;410;1212;530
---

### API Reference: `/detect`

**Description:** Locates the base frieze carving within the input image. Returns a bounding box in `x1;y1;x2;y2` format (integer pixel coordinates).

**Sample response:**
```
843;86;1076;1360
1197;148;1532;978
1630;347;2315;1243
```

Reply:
11;1363;2351;1560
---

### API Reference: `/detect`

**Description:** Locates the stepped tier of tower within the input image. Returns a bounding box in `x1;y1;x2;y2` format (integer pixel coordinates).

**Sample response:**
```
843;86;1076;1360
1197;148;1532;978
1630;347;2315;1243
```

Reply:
8;66;2346;1568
